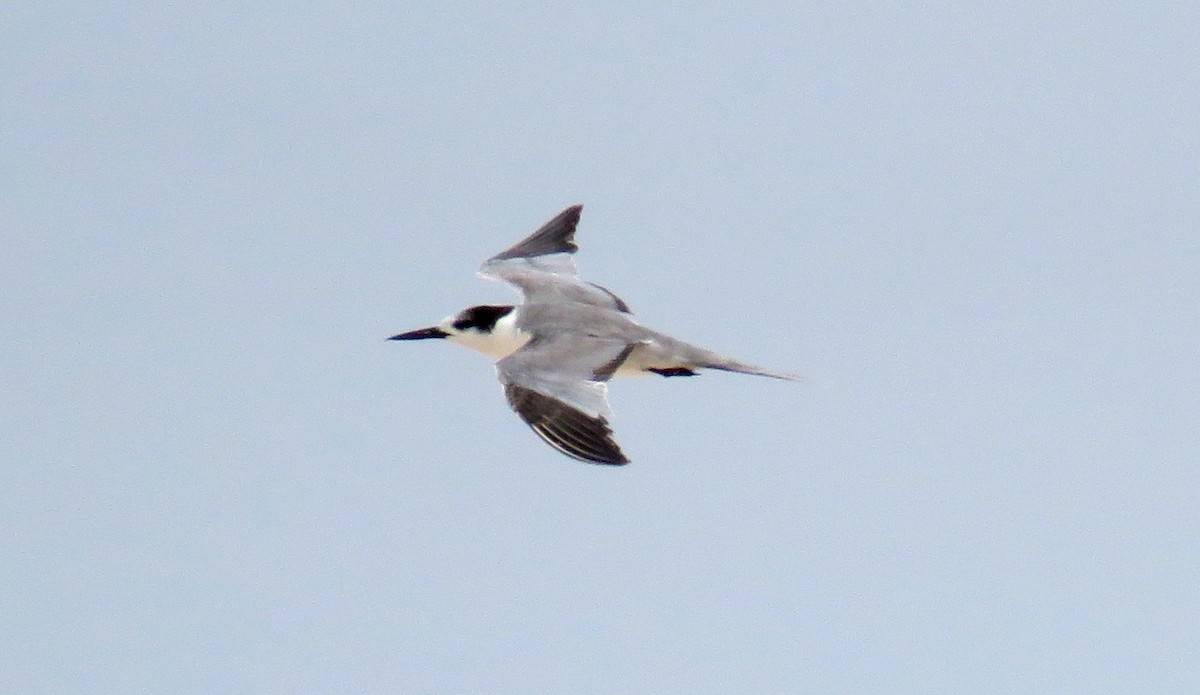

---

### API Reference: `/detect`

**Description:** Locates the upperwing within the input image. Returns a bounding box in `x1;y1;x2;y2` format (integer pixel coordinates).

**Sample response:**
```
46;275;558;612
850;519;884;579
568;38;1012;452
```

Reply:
478;205;631;313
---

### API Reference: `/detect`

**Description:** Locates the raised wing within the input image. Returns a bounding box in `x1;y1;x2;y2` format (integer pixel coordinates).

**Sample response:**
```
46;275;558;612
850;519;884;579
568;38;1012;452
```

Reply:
496;335;638;465
490;204;582;265
479;205;631;313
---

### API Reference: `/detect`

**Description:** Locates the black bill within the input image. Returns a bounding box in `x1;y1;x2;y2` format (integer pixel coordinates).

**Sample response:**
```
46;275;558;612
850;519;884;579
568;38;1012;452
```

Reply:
388;326;449;341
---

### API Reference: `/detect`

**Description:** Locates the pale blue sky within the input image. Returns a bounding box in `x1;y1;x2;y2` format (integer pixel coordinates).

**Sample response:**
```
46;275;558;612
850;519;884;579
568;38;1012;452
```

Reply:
3;3;1198;692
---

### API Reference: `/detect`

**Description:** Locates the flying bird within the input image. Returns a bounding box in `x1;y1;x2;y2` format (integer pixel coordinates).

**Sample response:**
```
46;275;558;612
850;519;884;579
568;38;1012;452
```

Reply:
389;205;799;465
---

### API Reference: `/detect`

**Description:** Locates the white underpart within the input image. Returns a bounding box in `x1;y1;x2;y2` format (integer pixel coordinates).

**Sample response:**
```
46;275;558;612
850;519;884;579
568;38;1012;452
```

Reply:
447;310;531;360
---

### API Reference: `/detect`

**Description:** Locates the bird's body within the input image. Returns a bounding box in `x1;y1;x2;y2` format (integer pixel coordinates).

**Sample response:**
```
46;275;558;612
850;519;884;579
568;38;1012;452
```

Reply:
390;205;798;465
492;302;789;380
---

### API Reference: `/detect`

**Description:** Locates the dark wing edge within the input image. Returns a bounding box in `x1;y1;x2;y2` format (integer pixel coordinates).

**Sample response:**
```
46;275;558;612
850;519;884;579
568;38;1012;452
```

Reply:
490;205;583;261
503;383;629;465
592;343;639;381
587;282;632;313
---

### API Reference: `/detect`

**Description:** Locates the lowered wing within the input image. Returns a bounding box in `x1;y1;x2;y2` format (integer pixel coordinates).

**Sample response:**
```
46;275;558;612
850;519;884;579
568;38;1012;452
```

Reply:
496;334;639;465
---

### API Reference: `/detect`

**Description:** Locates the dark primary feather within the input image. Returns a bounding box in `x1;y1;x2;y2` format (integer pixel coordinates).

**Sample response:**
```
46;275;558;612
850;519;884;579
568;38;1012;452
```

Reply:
503;384;629;465
490;205;582;260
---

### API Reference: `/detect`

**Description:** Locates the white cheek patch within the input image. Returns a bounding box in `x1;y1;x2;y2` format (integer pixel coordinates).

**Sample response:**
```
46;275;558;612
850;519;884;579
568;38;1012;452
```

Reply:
450;322;531;361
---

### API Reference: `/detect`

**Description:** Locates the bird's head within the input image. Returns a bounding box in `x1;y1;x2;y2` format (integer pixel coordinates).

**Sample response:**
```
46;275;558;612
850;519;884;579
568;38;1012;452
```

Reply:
389;305;524;359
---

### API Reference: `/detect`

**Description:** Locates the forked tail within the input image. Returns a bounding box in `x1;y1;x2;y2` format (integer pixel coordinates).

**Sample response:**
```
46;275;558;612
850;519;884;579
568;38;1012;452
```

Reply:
692;347;804;381
634;332;804;381
702;358;803;381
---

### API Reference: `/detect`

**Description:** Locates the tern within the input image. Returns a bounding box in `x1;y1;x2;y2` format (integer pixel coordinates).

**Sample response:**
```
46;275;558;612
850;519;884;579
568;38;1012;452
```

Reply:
389;205;799;465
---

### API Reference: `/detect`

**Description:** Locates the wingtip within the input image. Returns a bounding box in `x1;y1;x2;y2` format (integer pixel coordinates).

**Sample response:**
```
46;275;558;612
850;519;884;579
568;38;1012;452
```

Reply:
551;204;583;232
587;449;631;466
489;204;585;261
596;443;631;466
